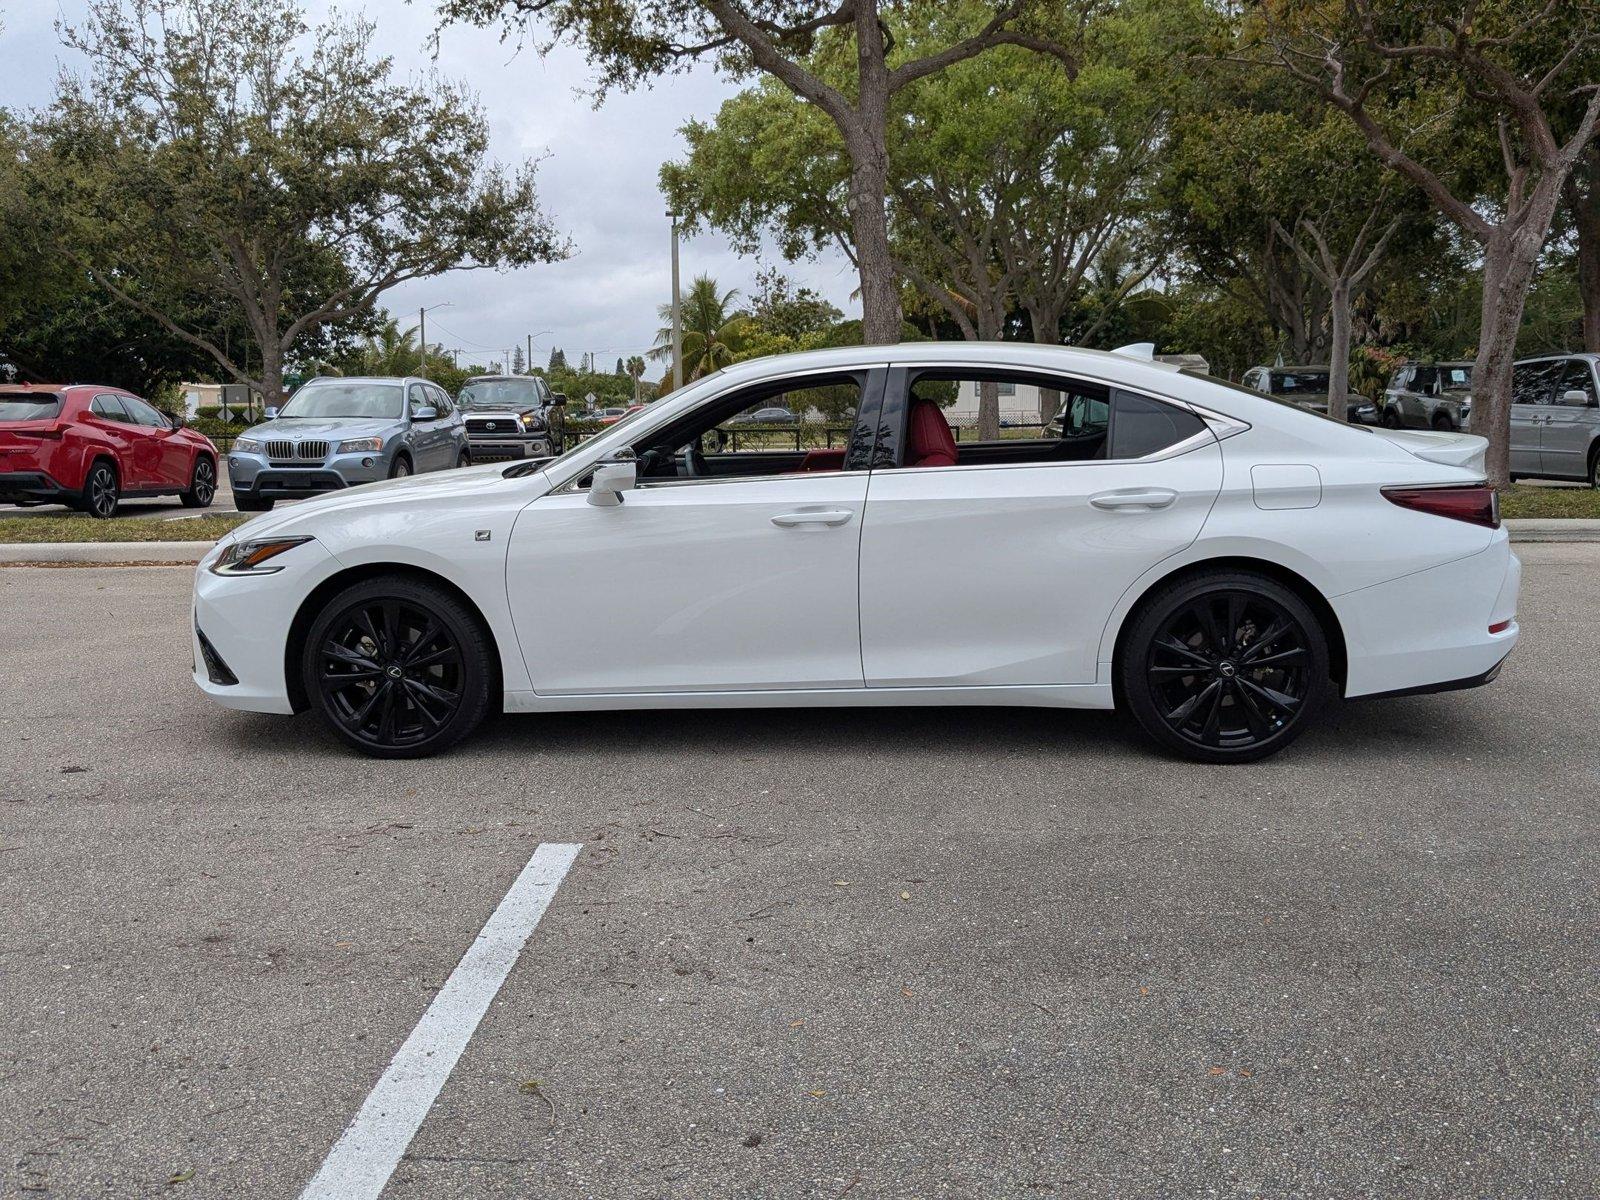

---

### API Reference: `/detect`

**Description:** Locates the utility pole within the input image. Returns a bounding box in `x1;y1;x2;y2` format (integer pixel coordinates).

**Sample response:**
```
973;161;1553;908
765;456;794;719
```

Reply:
526;334;532;375
418;302;451;379
669;211;682;393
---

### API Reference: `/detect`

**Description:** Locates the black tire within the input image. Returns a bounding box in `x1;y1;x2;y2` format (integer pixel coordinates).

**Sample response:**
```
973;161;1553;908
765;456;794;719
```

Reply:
301;576;495;758
1589;445;1599;490
235;493;275;512
1118;571;1331;764
1381;408;1402;430
457;449;471;469
389;454;412;479
1431;413;1454;432
80;459;120;519
180;455;217;508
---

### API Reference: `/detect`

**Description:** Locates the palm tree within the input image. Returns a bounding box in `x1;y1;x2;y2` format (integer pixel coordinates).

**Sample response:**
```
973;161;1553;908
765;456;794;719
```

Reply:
626;355;647;402
652;275;750;384
356;318;422;376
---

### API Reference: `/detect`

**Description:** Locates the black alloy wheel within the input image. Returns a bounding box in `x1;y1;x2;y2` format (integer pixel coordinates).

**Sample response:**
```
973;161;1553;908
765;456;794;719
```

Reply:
82;461;120;519
1121;572;1330;763
182;456;216;508
303;577;493;757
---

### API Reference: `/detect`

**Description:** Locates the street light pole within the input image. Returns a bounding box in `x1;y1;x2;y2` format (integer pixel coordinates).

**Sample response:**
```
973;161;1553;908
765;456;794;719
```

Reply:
669;211;682;393
418;302;451;379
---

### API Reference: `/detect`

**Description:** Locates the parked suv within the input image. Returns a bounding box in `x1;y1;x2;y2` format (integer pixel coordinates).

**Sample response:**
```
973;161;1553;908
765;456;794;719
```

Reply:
1241;365;1376;424
1510;353;1600;486
456;375;566;462
1382;361;1474;430
0;383;219;517
226;377;468;512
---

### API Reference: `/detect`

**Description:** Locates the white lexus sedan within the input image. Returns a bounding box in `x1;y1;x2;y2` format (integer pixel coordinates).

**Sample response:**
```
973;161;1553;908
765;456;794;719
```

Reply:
191;343;1519;763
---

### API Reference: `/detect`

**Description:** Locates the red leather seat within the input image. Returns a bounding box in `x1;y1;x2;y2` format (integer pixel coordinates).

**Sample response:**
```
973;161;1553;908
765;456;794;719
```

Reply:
794;447;848;472
906;398;958;468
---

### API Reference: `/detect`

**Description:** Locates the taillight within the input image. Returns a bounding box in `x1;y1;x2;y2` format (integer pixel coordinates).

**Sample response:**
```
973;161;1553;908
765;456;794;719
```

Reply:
15;428;64;440
1381;483;1499;529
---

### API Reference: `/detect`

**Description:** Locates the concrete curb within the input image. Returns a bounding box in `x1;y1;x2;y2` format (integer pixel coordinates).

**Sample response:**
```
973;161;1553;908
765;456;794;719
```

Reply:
1505;519;1600;542
0;540;212;564
0;519;1597;564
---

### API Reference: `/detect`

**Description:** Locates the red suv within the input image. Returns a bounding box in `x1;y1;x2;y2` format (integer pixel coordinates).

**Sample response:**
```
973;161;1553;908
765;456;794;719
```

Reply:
0;384;220;518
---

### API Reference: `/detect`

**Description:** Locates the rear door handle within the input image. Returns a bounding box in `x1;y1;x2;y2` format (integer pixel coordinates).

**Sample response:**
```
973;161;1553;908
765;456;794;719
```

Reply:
771;509;854;528
1089;488;1178;511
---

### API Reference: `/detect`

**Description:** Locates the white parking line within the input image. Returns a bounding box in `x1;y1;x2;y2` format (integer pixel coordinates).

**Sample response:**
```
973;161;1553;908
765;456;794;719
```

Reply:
299;841;583;1200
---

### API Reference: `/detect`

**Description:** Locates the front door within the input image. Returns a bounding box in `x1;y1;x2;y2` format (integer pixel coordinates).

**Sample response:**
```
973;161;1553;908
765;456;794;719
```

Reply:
1542;359;1598;479
508;472;870;694
121;394;188;486
407;383;446;471
858;371;1224;688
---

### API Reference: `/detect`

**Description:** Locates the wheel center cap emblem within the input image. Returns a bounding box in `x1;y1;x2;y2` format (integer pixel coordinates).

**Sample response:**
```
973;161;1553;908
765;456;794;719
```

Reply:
386;664;404;679
1218;660;1237;678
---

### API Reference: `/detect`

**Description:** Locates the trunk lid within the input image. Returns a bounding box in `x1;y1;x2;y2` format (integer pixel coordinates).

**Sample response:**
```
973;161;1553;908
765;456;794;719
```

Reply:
1368;426;1488;473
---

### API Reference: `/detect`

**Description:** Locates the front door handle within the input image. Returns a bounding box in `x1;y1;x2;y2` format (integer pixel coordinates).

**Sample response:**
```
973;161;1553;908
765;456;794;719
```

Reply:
1089;488;1178;511
771;509;854;528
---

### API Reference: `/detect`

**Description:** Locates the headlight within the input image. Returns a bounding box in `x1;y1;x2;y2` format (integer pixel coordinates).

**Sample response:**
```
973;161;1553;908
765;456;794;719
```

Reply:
520;412;545;431
232;437;261;454
210;536;313;576
337;436;383;453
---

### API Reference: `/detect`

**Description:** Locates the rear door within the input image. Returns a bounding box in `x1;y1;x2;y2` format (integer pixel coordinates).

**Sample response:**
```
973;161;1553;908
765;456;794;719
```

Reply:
858;370;1223;688
1541;358;1598;479
1400;367;1432;425
88;394;147;485
1510;360;1561;475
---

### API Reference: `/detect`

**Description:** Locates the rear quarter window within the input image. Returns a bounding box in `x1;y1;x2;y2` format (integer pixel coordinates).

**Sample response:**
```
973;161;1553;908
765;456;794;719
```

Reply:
0;393;62;421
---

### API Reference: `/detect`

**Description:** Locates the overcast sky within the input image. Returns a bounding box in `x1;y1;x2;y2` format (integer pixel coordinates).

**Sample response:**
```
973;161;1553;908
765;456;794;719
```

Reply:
2;0;861;374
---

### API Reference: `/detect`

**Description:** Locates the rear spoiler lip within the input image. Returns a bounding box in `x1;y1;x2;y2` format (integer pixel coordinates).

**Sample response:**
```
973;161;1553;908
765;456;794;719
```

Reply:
1370;427;1488;473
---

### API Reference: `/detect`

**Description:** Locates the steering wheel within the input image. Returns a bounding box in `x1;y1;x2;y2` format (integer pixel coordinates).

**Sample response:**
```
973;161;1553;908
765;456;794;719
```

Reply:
678;434;707;478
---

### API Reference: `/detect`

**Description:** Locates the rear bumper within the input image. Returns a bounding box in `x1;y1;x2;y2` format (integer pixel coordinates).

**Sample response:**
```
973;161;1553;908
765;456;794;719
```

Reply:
1334;535;1520;699
0;470;75;504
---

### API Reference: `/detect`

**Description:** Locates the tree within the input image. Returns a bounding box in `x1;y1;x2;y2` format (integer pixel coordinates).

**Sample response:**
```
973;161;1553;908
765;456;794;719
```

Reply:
1564;135;1600;351
548;346;567;371
626;354;647;401
1261;0;1600;487
615;356;626;375
651;274;750;381
350;317;423;375
442;0;1087;344
512;344;527;374
36;0;564;405
746;266;845;340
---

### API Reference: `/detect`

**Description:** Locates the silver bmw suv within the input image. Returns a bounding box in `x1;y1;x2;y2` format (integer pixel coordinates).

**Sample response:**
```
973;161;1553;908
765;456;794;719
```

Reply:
226;377;468;512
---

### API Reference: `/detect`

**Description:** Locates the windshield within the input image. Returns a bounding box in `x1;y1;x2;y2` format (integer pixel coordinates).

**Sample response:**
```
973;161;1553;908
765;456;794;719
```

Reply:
278;382;403;420
1273;371;1330;396
459;379;542;410
0;393;61;421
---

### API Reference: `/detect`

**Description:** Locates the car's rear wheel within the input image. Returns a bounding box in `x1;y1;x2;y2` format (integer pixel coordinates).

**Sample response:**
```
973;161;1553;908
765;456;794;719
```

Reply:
1589;444;1599;490
302;576;494;758
80;460;120;519
181;456;216;508
1119;571;1331;764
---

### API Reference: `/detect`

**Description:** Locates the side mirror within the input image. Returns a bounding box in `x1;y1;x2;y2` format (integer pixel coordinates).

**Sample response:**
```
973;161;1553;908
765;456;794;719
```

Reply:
1560;388;1596;407
264;406;279;420
550;392;569;407
587;459;636;506
412;405;438;422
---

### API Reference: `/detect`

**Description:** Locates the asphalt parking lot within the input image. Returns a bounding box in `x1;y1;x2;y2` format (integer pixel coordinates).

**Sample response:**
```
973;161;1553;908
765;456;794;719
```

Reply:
2;546;1596;1199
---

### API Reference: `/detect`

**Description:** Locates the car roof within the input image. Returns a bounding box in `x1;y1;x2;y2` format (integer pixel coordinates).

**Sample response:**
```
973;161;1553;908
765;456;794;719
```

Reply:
1515;352;1597;363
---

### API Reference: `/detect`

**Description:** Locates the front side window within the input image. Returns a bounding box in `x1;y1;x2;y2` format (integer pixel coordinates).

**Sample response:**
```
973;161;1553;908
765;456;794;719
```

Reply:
632;376;863;485
279;382;404;420
1555;359;1597;406
121;395;169;428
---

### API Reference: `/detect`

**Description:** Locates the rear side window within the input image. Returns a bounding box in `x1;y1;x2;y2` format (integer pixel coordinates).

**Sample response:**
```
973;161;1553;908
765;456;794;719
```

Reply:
1512;361;1562;405
91;395;132;422
0;392;62;421
1108;390;1209;459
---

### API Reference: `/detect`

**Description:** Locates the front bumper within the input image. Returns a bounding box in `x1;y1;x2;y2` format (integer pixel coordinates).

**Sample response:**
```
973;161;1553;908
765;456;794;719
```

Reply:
227;449;387;497
191;537;342;713
0;470;74;504
466;434;552;462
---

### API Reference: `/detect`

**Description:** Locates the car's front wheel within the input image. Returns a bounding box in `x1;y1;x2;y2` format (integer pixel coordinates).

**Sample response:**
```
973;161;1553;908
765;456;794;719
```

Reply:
181;456;216;508
1381;408;1402;429
1119;571;1331;764
389;454;412;479
302;576;495;757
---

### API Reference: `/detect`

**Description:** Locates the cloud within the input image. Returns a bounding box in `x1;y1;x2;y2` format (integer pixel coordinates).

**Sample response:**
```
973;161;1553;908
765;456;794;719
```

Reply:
1;0;862;373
